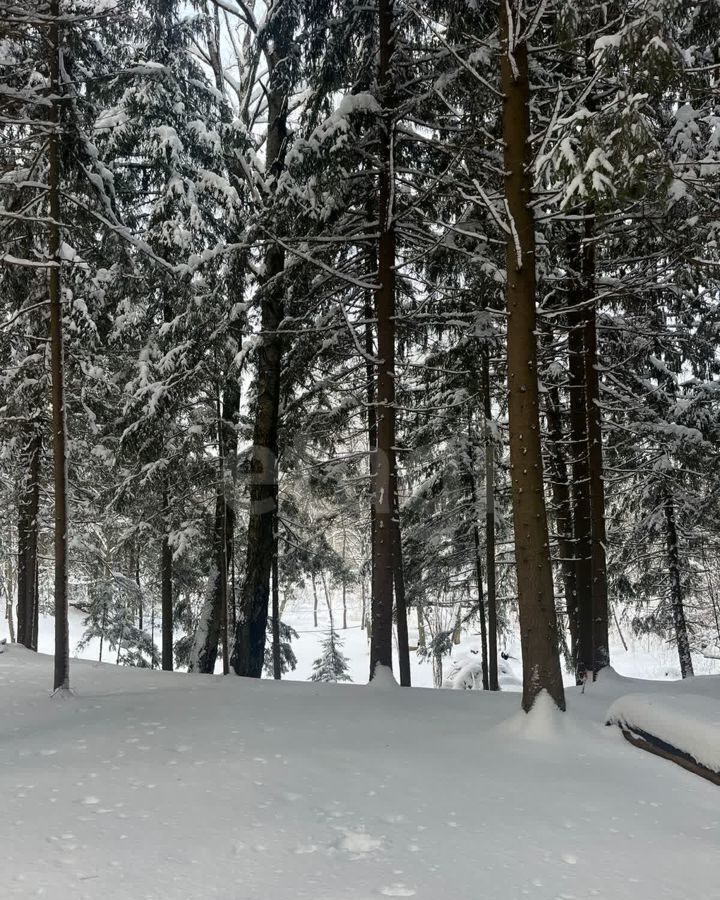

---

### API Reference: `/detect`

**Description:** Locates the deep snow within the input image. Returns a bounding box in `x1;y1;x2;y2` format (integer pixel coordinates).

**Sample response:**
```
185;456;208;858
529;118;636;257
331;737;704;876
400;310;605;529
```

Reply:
2;645;719;900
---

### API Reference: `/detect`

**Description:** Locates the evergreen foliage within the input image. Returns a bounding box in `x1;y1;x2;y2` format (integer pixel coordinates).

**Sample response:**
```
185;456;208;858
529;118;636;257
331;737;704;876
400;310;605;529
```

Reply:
310;625;352;683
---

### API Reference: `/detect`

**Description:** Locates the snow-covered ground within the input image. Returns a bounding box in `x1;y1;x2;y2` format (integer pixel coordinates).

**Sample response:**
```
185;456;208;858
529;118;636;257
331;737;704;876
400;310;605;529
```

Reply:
2;641;719;900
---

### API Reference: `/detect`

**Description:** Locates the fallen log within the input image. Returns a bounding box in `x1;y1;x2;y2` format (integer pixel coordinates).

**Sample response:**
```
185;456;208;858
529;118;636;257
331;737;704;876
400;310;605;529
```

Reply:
615;723;720;787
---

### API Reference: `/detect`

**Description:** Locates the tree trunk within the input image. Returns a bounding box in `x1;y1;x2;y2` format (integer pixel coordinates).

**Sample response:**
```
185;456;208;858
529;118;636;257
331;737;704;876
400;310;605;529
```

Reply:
364;271;377;638
482;352;499;690
416;600;426;649
189;384;238;674
467;413;489;690
500;0;565;712
48;2;69;693
135;543;142;630
231;30;289;678
567;258;594;682
469;479;489;690
31;557;39;651
582;216;609;671
17;428;40;649
271;511;281;680
544;384;578;666
360;576;367;632
341;526;348;630
663;490;694;678
5;527;16;642
392;479;411;686
370;0;397;680
312;574;319;628
161;479;173;671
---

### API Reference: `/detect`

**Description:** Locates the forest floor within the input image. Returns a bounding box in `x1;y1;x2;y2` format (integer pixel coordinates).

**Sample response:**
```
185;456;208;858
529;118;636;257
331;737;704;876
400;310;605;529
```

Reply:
2;643;719;900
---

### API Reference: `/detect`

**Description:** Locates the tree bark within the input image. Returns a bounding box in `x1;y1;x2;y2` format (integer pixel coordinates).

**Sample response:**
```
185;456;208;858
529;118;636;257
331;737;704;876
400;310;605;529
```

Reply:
161;479;173;671
416;600;426;649
472;520;489;691
189;384;238;674
544;384;578;666
341;526;348;630
500;0;565;712
370;0;397;680
663;490;694;678
364;277;376;636
17;427;40;649
582;216;609;671
467;414;489;690
48;1;69;692
231;27;289;678
482;351;499;690
392;477;411;686
312;573;319;628
271;511;281;680
567;230;594;682
135;542;142;630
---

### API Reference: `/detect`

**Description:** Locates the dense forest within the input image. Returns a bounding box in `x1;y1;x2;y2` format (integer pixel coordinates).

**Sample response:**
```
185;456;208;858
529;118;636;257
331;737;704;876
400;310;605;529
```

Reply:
1;0;719;710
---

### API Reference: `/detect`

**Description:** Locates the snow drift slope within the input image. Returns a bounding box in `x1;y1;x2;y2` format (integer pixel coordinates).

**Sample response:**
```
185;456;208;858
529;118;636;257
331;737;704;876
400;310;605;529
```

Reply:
1;648;718;900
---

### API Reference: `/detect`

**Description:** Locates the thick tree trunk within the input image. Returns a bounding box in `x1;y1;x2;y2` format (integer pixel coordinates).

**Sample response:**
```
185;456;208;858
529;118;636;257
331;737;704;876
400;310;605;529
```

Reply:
582;217;609;671
544;384;578;666
161;479;173;671
663;490;694;678
370;0;397;680
500;1;565;712
48;2;69;693
482;352;498;690
231;33;289;678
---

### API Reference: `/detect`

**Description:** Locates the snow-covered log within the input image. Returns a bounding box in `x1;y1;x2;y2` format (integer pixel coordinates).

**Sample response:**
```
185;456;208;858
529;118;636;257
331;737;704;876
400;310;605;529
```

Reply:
607;693;720;786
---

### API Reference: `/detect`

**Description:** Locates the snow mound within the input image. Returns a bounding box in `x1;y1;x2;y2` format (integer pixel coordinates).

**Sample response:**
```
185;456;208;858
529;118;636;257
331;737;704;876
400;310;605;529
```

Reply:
497;689;568;742
607;692;720;772
368;663;398;690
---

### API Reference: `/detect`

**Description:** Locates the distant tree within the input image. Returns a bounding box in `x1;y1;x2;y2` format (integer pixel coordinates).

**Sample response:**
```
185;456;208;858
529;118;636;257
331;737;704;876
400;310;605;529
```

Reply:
310;626;352;683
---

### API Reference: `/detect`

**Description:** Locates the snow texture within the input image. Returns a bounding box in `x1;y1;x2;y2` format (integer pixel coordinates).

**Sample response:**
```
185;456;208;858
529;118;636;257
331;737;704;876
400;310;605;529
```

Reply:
1;646;719;900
